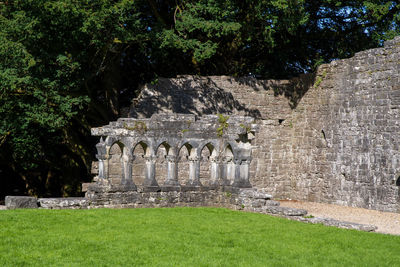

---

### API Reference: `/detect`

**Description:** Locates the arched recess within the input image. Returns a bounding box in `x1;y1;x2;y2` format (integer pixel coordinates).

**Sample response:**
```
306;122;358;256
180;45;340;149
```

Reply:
178;143;192;185
155;141;170;185
108;141;124;184
132;141;149;186
224;144;235;185
200;143;215;186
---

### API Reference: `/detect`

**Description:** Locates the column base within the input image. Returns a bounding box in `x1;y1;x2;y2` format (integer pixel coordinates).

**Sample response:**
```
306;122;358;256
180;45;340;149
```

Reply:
181;185;201;191
143;179;159;187
121;181;137;191
232;180;252;188
142;186;161;192
160;186;181;192
164;179;180;186
186;180;202;187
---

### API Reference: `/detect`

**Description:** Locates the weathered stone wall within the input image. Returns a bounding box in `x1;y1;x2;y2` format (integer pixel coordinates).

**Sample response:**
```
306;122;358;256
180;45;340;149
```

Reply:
124;36;400;212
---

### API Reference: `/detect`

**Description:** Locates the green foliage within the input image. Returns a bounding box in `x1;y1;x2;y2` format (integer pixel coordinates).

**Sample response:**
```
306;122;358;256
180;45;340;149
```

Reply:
313;70;327;88
0;0;145;197
1;208;400;266
216;113;229;137
239;123;251;133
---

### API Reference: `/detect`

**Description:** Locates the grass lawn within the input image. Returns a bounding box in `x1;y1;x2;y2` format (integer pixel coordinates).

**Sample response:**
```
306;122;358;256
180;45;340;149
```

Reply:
0;207;399;266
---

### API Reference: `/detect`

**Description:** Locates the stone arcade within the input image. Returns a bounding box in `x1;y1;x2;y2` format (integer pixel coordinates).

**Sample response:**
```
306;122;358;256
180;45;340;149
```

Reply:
84;114;269;208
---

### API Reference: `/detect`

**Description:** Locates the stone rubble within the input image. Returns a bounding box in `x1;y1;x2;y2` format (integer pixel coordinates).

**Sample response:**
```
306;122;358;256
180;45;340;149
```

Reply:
5;196;38;209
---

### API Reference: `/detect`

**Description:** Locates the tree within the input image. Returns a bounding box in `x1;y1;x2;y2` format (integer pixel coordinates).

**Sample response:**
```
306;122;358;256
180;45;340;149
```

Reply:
1;0;399;198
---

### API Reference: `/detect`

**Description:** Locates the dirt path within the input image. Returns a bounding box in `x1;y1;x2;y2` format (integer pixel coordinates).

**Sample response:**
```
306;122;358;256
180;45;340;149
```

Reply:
279;200;400;235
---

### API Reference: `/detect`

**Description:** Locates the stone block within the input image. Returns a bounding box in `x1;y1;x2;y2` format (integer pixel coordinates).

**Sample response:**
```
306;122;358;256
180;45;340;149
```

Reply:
5;196;38;209
38;198;89;209
264;206;307;216
81;183;91;192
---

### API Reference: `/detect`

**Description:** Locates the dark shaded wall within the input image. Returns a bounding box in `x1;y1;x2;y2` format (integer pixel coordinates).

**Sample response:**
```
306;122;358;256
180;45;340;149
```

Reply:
127;37;400;212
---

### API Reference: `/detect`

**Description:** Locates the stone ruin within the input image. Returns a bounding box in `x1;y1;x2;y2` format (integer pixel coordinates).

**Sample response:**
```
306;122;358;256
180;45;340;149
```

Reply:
84;113;274;209
6;37;400;232
83;113;379;232
90;114;255;190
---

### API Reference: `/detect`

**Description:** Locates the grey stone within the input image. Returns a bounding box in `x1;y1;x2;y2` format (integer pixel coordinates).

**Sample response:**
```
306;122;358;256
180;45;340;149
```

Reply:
5;196;38;209
38;197;89;209
265;200;280;206
85;36;400;214
264;206;308;216
301;217;377;232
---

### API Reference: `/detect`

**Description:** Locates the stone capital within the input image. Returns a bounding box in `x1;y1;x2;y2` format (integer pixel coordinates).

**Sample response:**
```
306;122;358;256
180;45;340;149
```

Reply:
188;156;201;162
96;154;108;160
144;155;157;163
240;157;252;165
222;156;233;163
166;155;178;163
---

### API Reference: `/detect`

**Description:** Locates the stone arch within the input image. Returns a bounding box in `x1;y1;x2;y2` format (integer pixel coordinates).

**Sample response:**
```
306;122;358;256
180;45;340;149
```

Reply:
132;141;150;186
108;141;124;184
223;144;235;185
155;140;171;154
155;141;171;185
105;137;129;152
223;141;238;159
198;140;218;155
200;143;215;186
133;141;151;156
178;143;193;185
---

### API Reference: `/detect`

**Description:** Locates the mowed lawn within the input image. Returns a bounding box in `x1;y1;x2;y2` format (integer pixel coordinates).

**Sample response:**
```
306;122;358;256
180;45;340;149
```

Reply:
0;208;399;266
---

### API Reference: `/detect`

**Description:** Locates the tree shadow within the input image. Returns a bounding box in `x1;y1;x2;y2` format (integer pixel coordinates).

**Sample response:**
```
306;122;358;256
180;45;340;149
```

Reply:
232;73;316;109
129;73;316;119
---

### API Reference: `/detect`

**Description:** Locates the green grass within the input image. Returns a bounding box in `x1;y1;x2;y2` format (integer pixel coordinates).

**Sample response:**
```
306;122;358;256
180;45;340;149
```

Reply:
0;208;399;266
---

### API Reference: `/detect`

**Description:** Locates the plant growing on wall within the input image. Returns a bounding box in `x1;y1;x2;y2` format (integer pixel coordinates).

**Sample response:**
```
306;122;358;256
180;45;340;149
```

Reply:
217;114;229;137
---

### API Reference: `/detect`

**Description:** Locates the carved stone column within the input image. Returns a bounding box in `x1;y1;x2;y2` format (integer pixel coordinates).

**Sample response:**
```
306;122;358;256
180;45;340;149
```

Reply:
221;156;234;186
165;155;179;186
121;154;137;189
210;156;221;186
143;155;159;187
187;156;201;186
96;154;109;180
232;158;252;188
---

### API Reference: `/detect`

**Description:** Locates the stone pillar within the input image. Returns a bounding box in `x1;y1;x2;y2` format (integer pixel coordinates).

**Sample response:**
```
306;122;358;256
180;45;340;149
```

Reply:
143;155;159;187
165;155;179;186
240;158;252;188
96;154;108;180
210;156;221;186
121;154;137;189
187;156;201;186
232;158;252;188
221;156;233;186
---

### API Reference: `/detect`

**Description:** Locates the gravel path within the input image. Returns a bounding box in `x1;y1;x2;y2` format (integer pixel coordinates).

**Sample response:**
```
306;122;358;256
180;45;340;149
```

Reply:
279;200;400;235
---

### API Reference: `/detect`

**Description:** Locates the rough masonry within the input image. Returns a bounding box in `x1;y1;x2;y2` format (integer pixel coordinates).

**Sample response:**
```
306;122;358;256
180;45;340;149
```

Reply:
117;36;400;213
85;114;263;207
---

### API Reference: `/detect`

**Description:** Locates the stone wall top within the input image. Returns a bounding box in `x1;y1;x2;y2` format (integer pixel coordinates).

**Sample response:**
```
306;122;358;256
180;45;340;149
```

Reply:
92;113;257;140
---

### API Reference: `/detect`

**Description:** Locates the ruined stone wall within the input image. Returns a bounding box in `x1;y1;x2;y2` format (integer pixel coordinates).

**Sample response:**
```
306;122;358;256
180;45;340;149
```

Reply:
125;37;400;212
